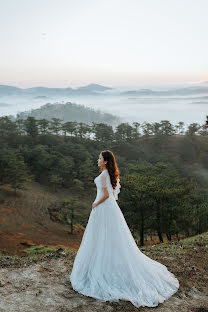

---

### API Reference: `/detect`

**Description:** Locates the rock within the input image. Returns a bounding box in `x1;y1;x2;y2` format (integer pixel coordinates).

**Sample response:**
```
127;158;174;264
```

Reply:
0;279;6;287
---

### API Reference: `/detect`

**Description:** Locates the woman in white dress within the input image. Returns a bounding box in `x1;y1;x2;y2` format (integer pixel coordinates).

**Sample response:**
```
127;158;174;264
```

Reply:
70;150;179;309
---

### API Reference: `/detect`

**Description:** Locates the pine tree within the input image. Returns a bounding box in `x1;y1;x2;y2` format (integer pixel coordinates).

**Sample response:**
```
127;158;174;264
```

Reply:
5;153;32;194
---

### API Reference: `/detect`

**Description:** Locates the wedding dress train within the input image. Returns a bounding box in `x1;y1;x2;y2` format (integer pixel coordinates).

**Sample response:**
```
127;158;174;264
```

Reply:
70;169;179;308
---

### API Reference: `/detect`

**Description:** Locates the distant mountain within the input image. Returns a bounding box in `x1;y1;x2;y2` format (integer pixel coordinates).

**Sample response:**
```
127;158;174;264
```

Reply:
191;101;208;105
76;83;112;92
0;85;22;96
0;83;207;98
121;86;208;96
13;102;121;125
23;87;75;97
122;89;153;96
0;84;112;97
34;95;50;99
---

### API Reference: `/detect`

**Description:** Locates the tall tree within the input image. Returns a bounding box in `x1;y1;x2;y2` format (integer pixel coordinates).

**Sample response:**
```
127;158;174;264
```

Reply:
115;123;134;142
49;118;63;135
0;116;17;140
175;121;185;135
76;122;91;139
62;121;78;137
132;122;141;140
120;163;196;244
92;122;114;142
24;116;39;138
185;123;201;136
3;151;32;194
62;198;80;234
38;119;50;134
15;117;26;135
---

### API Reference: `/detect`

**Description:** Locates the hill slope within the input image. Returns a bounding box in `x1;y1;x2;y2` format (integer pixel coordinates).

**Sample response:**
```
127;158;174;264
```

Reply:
0;182;88;256
14;102;120;125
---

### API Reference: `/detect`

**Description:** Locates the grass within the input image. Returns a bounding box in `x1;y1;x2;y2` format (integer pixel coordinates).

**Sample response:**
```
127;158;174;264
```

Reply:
24;244;77;256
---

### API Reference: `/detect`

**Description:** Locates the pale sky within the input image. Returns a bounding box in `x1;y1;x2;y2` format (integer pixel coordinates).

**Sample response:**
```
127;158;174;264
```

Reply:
0;0;208;88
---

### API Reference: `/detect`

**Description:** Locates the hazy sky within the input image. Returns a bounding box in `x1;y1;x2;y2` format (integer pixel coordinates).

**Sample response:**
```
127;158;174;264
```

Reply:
0;0;208;88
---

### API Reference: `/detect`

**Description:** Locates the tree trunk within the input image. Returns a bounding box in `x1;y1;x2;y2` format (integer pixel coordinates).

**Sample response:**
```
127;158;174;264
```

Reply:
156;200;163;243
166;232;172;241
157;230;163;243
53;184;57;193
186;228;190;237
139;208;144;246
71;207;74;234
198;216;202;234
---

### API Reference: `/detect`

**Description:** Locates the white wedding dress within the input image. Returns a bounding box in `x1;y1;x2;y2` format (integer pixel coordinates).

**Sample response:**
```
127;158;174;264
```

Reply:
70;169;179;308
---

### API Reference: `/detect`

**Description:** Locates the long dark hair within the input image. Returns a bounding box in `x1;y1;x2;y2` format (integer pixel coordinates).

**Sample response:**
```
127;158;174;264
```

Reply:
100;150;120;189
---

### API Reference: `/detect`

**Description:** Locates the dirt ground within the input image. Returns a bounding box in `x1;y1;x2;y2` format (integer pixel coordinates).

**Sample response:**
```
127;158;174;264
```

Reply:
0;233;208;312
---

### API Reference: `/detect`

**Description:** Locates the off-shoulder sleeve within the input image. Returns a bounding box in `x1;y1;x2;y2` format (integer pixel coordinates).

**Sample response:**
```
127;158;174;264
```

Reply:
113;178;121;200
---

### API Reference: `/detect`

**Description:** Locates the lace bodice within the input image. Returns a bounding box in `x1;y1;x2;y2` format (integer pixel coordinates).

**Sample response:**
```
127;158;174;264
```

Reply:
94;169;121;202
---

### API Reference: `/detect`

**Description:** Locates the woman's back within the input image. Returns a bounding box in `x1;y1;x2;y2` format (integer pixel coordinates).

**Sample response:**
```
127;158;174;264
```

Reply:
94;169;121;202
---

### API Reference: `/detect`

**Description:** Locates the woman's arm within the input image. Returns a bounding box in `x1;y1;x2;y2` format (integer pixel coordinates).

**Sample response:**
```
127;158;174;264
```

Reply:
92;187;109;208
92;171;109;209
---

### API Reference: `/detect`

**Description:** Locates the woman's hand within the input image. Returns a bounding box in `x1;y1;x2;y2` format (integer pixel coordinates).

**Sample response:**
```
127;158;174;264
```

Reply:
92;202;97;209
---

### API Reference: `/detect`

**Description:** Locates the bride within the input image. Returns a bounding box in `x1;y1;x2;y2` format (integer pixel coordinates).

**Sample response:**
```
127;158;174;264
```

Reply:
70;150;179;309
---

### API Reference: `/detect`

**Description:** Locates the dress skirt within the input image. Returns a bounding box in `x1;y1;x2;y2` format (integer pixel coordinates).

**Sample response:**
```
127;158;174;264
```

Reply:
70;196;179;308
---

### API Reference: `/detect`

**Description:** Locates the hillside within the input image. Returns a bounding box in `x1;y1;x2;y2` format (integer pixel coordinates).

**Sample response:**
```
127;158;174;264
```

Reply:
13;102;120;125
0;181;184;257
1;133;208;257
0;232;207;311
0;182;91;256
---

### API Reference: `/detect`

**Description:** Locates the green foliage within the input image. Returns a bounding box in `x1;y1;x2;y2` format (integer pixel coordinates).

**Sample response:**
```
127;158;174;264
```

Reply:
0;148;32;193
115;123;134;142
48;197;89;230
24;244;76;255
37;118;50;134
49;174;64;192
0;113;208;239
185;123;201;136
24;116;39;137
0;116;17;138
92;122;114;142
119;162;207;245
